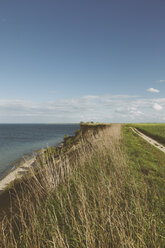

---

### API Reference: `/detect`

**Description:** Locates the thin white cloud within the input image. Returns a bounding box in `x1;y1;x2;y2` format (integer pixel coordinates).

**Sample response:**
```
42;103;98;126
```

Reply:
153;103;163;111
147;88;160;93
157;80;165;83
106;94;139;99
82;95;99;99
0;94;165;123
155;98;165;103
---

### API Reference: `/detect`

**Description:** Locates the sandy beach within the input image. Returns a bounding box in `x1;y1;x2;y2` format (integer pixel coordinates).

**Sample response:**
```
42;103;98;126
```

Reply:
0;156;37;193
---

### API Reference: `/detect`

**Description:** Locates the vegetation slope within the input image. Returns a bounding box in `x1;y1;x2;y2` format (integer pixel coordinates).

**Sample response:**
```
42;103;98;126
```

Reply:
0;123;165;247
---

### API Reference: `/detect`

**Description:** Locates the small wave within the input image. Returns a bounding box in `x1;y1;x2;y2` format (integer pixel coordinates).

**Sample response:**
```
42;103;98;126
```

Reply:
11;165;16;171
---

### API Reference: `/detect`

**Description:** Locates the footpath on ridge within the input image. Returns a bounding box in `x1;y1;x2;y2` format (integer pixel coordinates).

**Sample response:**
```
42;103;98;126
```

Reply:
131;127;165;154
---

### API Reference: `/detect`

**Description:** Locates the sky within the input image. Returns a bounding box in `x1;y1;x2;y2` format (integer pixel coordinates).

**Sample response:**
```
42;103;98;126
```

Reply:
0;0;165;123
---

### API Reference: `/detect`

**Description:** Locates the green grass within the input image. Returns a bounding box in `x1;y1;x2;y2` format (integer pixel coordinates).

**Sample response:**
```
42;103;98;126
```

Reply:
80;121;111;126
123;126;165;246
1;124;165;247
130;123;165;145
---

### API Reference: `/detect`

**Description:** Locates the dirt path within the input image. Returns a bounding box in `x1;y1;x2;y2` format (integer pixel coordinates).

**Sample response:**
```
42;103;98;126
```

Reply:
131;127;165;153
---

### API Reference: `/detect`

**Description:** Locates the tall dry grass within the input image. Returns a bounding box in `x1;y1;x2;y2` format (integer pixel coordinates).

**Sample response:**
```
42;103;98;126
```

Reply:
0;124;160;247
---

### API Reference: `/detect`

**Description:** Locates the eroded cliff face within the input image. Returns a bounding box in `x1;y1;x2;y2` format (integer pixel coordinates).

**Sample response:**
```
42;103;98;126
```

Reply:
0;124;110;220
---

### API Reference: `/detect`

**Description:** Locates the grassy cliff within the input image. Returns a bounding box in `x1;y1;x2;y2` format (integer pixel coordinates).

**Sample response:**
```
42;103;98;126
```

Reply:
0;123;165;247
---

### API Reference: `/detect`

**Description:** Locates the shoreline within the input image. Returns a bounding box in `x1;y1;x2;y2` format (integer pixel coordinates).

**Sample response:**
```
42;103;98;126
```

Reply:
0;153;36;181
0;124;79;190
0;141;64;193
0;153;39;193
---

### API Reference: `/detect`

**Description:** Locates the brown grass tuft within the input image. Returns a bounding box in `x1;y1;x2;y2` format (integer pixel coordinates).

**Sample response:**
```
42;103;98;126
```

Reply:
0;124;161;247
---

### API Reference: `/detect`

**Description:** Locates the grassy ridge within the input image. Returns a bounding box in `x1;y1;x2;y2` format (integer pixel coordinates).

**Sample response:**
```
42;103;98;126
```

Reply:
0;124;165;247
131;123;165;145
123;126;165;247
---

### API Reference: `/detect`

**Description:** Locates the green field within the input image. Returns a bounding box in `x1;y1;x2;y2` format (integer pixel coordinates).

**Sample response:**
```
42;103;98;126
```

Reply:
131;123;165;145
123;126;165;247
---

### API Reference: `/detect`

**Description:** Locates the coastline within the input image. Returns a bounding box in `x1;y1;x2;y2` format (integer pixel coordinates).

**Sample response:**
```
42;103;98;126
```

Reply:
0;154;37;193
0;153;35;181
0;140;64;193
0;124;79;192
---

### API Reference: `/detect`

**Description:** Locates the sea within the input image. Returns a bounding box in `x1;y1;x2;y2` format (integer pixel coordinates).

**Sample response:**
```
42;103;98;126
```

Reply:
0;124;79;180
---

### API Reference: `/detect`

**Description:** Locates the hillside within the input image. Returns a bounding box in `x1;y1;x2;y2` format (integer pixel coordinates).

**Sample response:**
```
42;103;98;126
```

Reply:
0;123;165;247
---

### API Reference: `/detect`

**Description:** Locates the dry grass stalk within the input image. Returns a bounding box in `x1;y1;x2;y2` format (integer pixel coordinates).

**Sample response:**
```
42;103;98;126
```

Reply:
0;124;160;247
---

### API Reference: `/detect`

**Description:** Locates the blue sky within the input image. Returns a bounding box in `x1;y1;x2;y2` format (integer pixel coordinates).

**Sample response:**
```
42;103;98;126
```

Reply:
0;0;165;123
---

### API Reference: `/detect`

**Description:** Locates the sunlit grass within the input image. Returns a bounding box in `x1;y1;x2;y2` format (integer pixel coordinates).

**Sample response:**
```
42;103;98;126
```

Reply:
130;123;165;145
0;124;165;247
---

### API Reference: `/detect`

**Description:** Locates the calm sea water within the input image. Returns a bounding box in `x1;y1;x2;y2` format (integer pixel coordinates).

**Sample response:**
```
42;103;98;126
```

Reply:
0;124;79;180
